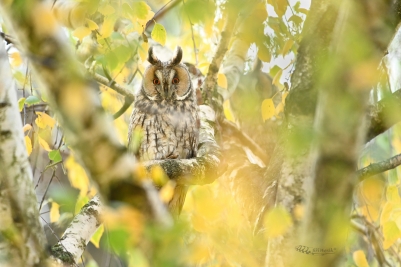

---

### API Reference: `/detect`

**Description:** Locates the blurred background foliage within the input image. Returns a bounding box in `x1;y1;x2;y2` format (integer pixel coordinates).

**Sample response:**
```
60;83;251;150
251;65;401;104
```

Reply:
3;0;401;266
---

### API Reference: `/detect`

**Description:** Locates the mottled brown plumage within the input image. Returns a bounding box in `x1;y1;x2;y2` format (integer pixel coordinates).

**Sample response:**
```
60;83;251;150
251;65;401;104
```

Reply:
128;46;199;215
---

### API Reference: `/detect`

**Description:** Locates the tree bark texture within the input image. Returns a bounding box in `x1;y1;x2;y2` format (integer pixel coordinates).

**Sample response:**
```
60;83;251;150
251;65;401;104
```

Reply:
0;39;47;267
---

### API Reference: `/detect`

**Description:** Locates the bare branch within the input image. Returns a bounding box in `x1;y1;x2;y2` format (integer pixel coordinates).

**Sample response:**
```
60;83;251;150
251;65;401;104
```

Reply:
357;153;401;180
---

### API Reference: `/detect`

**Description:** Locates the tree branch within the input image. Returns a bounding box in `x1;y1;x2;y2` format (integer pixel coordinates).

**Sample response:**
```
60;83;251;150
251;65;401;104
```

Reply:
51;195;102;264
0;38;47;266
357;153;401;180
366;88;401;141
0;1;170;225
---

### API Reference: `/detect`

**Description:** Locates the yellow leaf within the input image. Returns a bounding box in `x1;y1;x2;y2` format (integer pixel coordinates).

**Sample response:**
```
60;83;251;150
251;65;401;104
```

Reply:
361;177;385;205
387;186;401;203
198;62;209;74
99;16;115;39
275;102;284;116
98;4;115;16
293;203;304;221
223;100;235;122
359;205;380;222
24;136;32;156
272;69;283;86
282;91;289;103
151;23;167;46
32;3;57;36
261;98;275;121
159;181;175;203
217;73;227;89
86;19;98;30
65;156;90;194
281;39;294;56
75;194;89;214
383;220;401;249
73;26;91;41
258;45;271;62
91;224;104;248
38;136;52;151
35;111;56;128
9;52;22;67
151;165;168;186
23;124;32;132
50;202;60;223
353;250;369;267
263;206;293;238
138;42;148;63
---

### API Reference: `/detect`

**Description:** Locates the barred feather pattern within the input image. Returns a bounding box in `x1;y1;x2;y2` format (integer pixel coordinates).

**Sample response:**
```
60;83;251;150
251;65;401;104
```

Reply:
128;47;199;215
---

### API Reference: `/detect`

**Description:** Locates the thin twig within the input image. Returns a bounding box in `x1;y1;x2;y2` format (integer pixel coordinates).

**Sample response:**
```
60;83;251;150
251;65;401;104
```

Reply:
182;0;198;65
92;73;135;102
144;0;182;32
357;153;401;180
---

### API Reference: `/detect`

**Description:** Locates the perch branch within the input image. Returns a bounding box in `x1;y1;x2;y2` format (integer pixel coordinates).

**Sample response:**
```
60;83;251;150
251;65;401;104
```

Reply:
366;89;401;141
357;153;401;180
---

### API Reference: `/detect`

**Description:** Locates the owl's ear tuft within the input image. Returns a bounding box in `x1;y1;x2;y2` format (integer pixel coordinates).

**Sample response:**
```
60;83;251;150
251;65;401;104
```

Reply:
171;46;183;65
148;46;160;65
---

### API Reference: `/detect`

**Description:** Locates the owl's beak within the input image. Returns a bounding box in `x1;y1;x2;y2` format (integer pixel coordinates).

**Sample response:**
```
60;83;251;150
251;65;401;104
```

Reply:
163;82;172;99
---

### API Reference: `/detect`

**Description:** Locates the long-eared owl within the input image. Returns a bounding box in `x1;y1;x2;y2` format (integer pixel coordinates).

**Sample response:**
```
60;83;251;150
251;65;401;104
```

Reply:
127;46;199;215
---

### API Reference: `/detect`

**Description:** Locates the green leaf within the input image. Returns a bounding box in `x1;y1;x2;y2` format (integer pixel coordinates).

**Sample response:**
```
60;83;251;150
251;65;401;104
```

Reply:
91;224;104;248
114;45;132;64
288;15;303;27
48;150;62;163
269;65;282;77
132;1;150;20
151;23;167;46
182;0;216;24
25;95;40;106
18;97;26;111
104;51;119;71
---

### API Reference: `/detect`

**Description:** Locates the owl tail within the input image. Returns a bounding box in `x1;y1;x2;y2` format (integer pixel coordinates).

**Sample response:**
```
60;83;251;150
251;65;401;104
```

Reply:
168;184;189;217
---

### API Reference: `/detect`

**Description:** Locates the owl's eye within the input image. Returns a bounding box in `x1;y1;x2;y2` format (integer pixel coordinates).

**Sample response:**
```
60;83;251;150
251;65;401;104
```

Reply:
172;77;180;84
153;78;160;85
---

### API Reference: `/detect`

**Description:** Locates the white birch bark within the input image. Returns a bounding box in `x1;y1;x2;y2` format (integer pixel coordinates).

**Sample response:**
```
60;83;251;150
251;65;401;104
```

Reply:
0;39;47;266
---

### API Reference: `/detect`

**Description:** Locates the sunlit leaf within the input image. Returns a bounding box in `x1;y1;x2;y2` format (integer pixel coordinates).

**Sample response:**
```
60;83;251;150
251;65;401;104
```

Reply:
91;224;104;248
223;100;235;122
73;26;91;41
38;136;52;151
32;3;57;36
9;52;22;67
18;97;26;111
151;23;167;46
298;8;309;15
86;19;98;30
35;111;56;128
182;0;216;24
261;98;275;121
288;15;303;26
75;194;89;214
217;73;227;89
99;16;115;39
65;156;90;194
23;124;32;132
98;4;115;16
387;186;401;203
48;150;62;163
50;202;60;223
361;177;385;205
383;220;401;249
151;165;168;186
159;181;175;203
132;1;151;20
25;95;41;106
281;39;294;56
24;136;32;156
258;45;271;62
272;69;283;86
352;250;369;267
138;42;149;62
263;206;293;238
273;0;287;17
